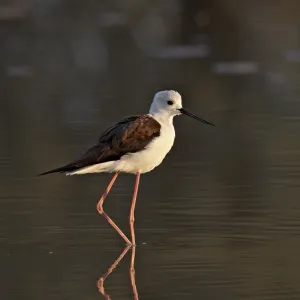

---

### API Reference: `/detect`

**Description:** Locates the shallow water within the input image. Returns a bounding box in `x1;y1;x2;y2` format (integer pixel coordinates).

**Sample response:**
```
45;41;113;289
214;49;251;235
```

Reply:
2;124;300;299
2;82;300;299
2;2;300;297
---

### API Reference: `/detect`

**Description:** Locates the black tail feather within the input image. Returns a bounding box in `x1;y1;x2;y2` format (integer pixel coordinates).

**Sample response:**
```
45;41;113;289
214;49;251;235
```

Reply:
38;165;78;176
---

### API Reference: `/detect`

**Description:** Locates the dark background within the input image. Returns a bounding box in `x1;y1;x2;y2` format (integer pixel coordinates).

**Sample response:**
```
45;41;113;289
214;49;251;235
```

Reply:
1;0;300;299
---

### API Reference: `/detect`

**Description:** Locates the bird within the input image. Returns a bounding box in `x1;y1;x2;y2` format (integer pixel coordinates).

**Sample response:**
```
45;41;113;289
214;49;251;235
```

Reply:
39;90;214;246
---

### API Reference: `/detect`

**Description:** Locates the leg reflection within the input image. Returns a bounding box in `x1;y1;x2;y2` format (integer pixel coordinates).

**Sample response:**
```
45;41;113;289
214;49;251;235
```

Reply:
130;246;139;300
97;245;139;299
97;245;131;299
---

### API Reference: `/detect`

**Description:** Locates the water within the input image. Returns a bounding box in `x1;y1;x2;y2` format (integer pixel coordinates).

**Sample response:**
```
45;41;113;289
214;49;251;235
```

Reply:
2;72;300;299
2;118;300;299
2;2;300;298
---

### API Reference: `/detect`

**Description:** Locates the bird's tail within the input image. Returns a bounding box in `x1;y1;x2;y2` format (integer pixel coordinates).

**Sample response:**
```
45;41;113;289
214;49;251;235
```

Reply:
38;164;77;176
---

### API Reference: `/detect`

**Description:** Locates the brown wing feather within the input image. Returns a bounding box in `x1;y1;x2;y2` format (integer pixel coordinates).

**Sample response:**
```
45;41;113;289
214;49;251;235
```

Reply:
39;115;161;175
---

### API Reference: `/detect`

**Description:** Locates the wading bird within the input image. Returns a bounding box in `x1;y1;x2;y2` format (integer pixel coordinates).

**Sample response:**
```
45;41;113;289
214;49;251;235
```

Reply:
40;90;214;245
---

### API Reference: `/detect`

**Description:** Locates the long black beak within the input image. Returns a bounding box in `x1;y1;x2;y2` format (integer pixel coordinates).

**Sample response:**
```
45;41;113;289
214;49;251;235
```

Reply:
179;108;215;126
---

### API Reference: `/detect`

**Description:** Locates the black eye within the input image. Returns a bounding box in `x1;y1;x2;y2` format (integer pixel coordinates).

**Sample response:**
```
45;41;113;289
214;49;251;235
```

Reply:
167;100;173;105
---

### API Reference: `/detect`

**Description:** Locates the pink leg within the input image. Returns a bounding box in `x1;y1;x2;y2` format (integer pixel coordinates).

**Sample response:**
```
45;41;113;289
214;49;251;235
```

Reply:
130;245;139;299
97;172;132;245
129;172;141;246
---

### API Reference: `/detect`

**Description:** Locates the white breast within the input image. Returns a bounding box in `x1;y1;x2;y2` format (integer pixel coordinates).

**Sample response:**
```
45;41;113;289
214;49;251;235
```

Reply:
115;123;175;174
67;115;176;176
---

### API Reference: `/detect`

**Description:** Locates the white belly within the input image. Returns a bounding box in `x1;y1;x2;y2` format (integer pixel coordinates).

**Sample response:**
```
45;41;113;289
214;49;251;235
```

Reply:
116;125;175;173
67;124;175;175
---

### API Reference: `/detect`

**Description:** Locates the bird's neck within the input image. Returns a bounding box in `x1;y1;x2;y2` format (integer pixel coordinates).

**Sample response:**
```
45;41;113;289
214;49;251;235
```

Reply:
149;111;174;126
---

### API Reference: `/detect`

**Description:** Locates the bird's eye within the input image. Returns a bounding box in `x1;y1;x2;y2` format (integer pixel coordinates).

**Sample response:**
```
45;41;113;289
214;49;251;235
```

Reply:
167;100;173;105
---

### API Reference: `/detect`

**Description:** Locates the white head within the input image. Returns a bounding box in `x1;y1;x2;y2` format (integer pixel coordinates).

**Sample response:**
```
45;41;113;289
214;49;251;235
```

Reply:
149;90;215;126
149;90;182;118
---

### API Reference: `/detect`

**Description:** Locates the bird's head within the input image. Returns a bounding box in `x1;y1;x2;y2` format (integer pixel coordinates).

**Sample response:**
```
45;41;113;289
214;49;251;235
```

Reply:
149;90;214;126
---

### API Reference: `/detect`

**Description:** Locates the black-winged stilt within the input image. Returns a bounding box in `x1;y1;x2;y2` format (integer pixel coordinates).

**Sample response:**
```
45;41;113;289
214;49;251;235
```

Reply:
40;90;214;245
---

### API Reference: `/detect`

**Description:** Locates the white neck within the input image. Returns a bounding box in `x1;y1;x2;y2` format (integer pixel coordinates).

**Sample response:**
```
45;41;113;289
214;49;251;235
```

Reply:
149;105;174;125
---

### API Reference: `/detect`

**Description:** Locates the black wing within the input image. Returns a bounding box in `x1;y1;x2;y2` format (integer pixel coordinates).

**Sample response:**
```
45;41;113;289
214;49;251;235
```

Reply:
39;115;161;175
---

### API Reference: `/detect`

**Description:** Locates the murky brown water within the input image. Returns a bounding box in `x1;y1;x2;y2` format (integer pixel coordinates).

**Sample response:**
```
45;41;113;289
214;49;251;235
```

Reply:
2;111;300;300
2;1;300;299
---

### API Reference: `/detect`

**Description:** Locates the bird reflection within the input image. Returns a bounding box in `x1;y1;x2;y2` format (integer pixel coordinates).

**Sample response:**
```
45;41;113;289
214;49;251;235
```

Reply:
97;245;139;299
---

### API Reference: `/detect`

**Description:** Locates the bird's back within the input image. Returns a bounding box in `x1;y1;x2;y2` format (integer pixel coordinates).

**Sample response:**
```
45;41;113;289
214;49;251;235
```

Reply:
39;115;162;175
